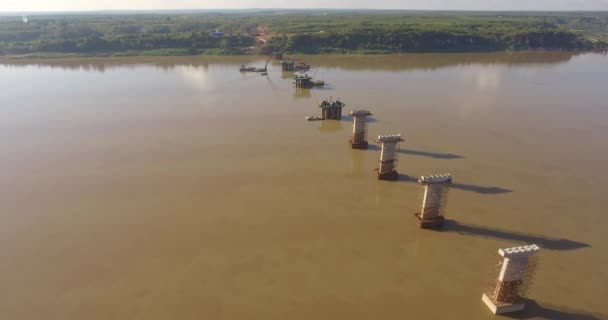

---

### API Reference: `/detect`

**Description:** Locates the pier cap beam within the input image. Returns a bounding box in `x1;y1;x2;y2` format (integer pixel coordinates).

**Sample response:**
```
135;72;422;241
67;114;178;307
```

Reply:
349;110;372;117
499;244;540;259
376;134;404;143
419;174;452;185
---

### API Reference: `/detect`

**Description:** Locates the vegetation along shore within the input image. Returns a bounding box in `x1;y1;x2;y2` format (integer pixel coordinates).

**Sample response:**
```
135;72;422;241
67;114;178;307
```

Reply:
1;10;607;58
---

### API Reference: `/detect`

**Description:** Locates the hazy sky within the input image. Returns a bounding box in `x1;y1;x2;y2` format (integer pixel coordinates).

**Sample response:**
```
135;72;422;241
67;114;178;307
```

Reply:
2;0;608;12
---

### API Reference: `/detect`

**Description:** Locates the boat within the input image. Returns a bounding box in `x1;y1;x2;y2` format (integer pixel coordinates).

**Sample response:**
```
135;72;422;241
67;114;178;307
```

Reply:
312;80;325;87
306;116;324;121
261;72;268;76
295;63;311;71
239;65;257;72
239;56;272;73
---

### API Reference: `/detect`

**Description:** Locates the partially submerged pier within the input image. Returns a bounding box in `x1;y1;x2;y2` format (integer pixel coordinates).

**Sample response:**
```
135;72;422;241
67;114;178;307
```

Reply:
319;99;345;120
482;245;540;315
374;134;404;180
348;110;373;149
415;174;452;228
295;74;312;88
281;60;310;72
294;74;324;88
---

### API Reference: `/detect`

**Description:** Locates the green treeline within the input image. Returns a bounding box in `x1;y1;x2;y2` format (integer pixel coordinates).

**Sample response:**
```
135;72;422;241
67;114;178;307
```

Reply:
264;11;608;53
28;33;255;55
266;29;595;54
1;11;607;57
0;14;257;55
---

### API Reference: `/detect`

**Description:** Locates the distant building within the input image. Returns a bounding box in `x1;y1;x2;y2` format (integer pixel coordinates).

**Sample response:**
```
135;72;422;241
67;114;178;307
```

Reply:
210;30;224;37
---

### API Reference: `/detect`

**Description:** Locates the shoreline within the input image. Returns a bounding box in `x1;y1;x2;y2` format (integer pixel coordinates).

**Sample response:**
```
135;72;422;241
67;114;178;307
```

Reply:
2;48;605;61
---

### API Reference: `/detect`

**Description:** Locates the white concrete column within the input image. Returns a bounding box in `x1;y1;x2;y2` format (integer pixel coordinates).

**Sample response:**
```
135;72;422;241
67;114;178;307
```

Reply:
349;110;372;149
353;116;365;134
416;174;451;228
421;184;443;217
378;141;397;174
375;135;403;180
482;244;540;315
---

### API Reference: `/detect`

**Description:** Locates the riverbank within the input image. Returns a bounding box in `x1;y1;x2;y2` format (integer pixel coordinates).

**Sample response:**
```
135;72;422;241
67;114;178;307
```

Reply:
3;48;607;61
2;11;607;60
0;46;263;59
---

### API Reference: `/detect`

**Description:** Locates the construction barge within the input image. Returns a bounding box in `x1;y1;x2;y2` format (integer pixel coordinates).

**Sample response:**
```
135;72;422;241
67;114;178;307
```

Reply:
239;56;272;73
294;74;325;88
319;99;344;119
281;60;311;72
307;98;345;121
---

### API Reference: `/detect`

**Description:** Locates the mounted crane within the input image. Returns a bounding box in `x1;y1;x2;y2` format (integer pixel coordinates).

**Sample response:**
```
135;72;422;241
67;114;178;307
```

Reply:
239;56;272;73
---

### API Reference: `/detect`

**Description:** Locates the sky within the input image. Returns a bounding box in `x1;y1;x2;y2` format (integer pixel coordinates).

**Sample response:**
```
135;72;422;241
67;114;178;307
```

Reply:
2;0;608;12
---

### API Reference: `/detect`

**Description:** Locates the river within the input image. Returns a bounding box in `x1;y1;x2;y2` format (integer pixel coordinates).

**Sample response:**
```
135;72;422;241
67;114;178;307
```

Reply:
1;52;607;319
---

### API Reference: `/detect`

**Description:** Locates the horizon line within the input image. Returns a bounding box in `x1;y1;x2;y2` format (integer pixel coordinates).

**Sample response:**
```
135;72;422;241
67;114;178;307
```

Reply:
2;8;608;15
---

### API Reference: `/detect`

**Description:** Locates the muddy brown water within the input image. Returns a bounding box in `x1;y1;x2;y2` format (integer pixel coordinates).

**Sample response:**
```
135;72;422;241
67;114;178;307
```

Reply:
1;52;607;319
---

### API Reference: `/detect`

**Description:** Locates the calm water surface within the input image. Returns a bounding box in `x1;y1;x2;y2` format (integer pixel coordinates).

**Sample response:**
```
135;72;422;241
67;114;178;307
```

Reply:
1;52;607;319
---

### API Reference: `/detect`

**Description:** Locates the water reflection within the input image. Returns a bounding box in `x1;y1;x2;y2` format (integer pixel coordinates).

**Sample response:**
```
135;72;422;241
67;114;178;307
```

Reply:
302;51;584;71
317;119;344;133
294;88;312;99
280;71;294;80
0;51;588;73
456;65;507;119
467;67;504;90
175;65;210;92
349;149;366;176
